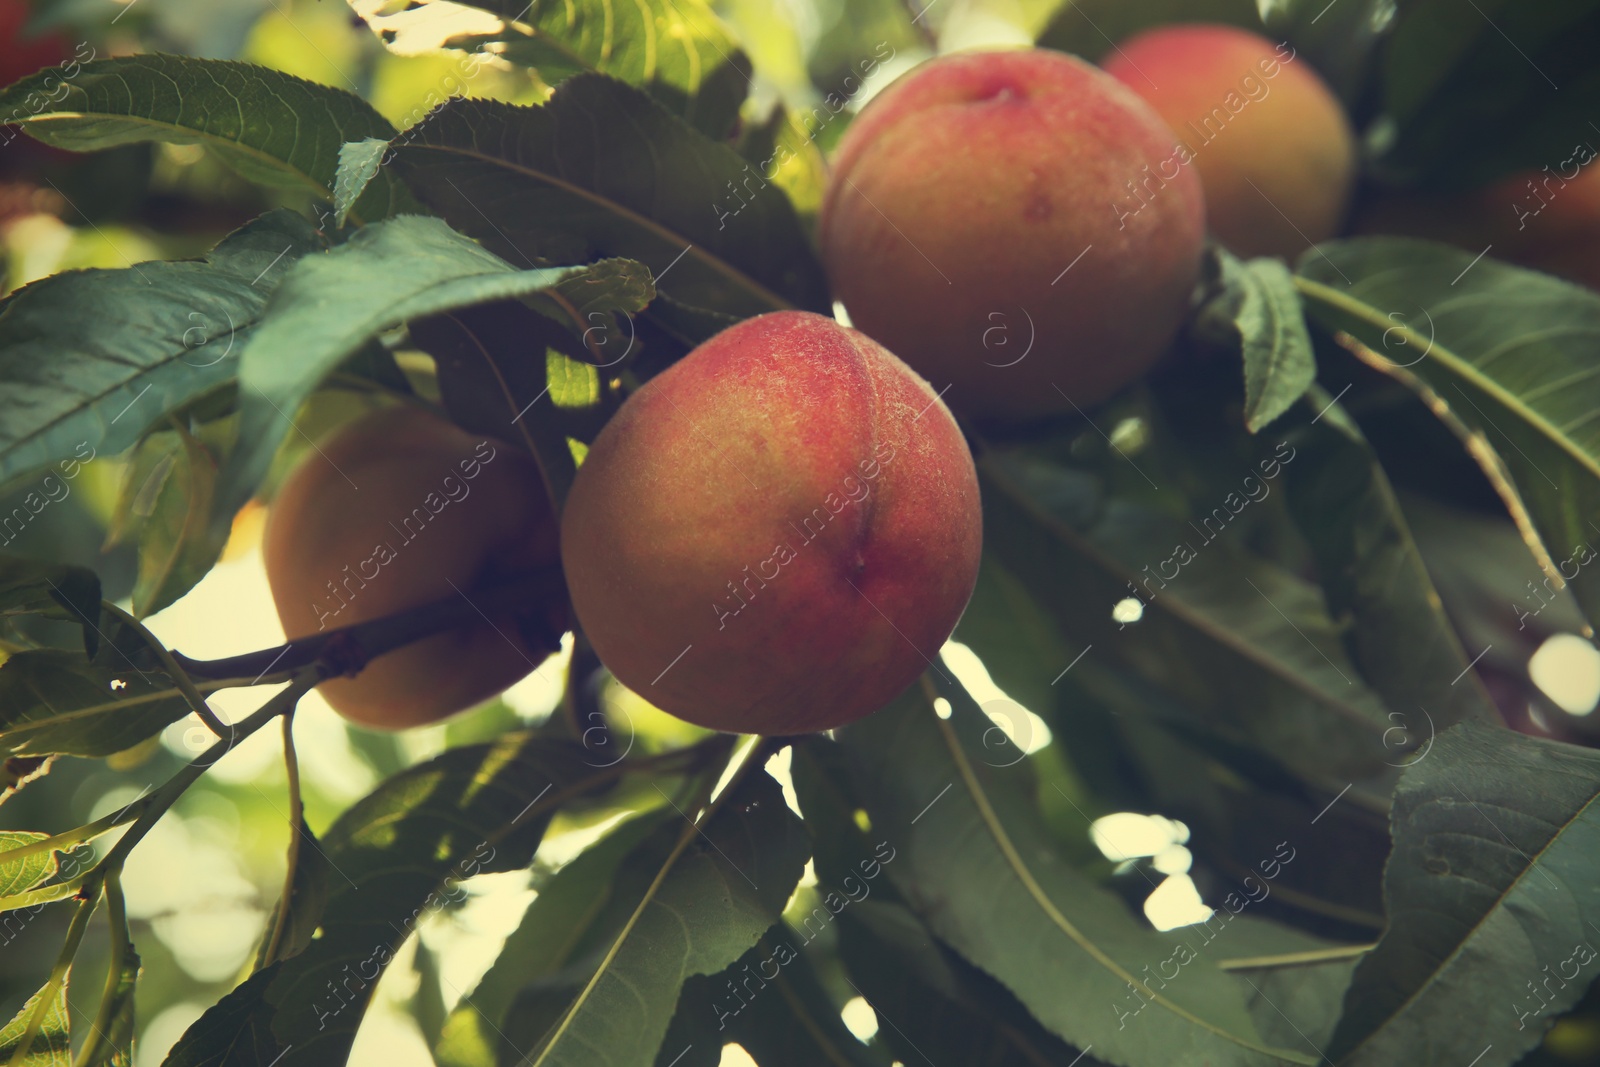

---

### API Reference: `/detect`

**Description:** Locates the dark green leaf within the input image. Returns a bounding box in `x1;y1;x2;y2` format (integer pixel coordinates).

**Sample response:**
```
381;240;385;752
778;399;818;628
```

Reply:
105;420;225;618
1297;238;1600;632
0;618;190;760
0;209;322;489
663;921;887;1067
215;214;652;537
383;75;830;319
1374;0;1600;188
1036;0;1262;60
835;673;1318;1066
1204;251;1317;433
526;767;810;1067
164;735;619;1067
1280;388;1498;729
1330;722;1600;1066
0;555;100;647
1257;0;1393;102
0;54;408;219
840;901;1096;1067
977;446;1396;784
334;139;391;228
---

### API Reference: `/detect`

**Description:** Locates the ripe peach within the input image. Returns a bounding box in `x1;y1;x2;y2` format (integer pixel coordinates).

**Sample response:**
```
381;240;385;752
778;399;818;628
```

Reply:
264;406;560;729
560;311;981;735
818;48;1205;421
1102;25;1357;260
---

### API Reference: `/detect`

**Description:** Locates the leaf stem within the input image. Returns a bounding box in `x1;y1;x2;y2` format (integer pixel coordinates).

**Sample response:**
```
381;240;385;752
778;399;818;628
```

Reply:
0;796;157;870
260;709;303;969
73;869;132;1067
5;889;98;1067
101;601;233;739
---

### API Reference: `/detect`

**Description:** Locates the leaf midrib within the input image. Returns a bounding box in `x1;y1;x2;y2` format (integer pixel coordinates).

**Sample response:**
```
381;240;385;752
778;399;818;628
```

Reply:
1296;275;1600;485
978;452;1386;744
925;693;1318;1064
1341;770;1600;1059
398;140;795;313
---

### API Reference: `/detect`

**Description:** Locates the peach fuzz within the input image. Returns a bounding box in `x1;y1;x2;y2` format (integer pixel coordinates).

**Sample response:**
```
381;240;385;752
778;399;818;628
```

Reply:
1102;24;1357;260
819;48;1205;421
560;311;982;735
264;407;560;729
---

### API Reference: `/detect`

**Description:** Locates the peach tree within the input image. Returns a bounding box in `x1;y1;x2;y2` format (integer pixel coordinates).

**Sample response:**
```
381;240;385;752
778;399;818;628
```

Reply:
1;0;1600;1065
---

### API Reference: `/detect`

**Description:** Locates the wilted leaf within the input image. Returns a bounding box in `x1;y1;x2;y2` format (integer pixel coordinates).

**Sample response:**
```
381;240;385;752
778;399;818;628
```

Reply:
0;210;322;489
1330;722;1600;1067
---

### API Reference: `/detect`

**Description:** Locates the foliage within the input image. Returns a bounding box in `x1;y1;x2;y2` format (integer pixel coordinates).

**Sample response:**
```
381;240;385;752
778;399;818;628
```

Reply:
1;2;1599;1067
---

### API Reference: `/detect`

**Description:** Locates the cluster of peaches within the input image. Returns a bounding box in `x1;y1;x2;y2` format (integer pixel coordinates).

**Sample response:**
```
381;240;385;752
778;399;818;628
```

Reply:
265;26;1589;735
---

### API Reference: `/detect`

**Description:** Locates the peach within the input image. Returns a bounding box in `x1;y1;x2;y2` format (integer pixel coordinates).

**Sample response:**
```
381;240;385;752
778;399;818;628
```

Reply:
818;48;1205;421
560;311;981;734
264;406;560;729
1102;24;1357;260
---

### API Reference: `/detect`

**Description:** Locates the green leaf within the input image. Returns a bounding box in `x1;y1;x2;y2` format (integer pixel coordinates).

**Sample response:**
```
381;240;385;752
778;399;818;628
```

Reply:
382;75;830;319
0;209;322;490
1296;238;1600;632
839;902;1093;1067
434;810;670;1067
1329;722;1600;1066
1280;388;1498;730
164;735;621;1067
449;0;751;139
215;214;652;537
1204;251;1317;433
1257;0;1392;102
1374;0;1600;188
0;554;100;648
0;619;192;760
0;831;56;897
334;139;391;228
662;921;887;1067
835;673;1318;1066
0;54;408;219
977;446;1396;785
526;767;810;1067
0;981;71;1067
105;420;225;618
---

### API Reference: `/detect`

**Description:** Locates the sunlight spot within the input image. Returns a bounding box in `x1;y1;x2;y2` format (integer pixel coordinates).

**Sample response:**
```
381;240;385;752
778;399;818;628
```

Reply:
1113;597;1145;625
1530;633;1600;715
1143;874;1214;932
1090;812;1185;861
932;697;953;719
841;996;879;1041
719;1044;758;1067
